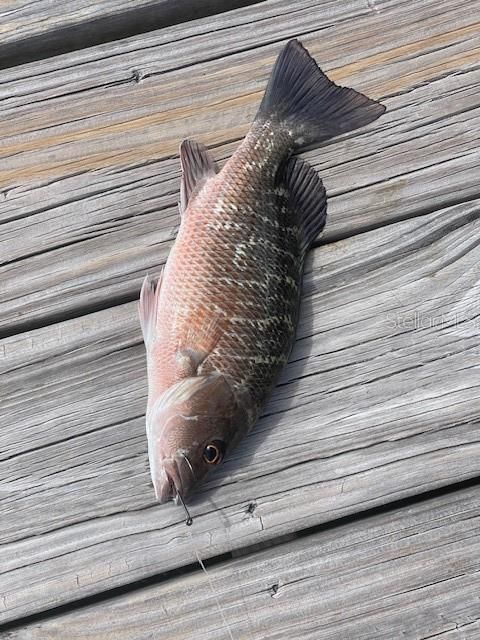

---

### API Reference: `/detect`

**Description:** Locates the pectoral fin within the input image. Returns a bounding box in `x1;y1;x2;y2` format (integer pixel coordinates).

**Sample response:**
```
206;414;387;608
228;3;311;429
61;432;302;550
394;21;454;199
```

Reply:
179;139;216;216
175;314;226;377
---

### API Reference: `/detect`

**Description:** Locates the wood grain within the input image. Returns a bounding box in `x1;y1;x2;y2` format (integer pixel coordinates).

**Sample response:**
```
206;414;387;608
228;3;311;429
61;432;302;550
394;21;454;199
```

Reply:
1;0;479;335
1;0;477;180
0;0;265;68
4;487;479;639
2;0;480;630
1;202;479;623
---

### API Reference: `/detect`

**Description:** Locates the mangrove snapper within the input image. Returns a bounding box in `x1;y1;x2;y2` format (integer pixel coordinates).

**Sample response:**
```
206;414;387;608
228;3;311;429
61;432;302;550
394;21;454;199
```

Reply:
139;39;385;516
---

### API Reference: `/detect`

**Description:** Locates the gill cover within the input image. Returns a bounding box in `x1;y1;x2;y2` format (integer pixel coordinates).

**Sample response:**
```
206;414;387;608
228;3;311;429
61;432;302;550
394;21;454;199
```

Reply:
147;374;250;503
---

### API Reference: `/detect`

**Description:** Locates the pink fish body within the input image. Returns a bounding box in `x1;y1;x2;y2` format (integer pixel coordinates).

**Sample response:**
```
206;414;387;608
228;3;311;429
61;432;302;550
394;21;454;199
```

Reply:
139;40;385;507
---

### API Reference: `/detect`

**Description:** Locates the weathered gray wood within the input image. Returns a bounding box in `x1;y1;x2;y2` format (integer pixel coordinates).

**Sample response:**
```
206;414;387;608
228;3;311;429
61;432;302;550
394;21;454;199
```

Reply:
0;0;265;68
1;0;479;335
0;0;378;119
1;202;479;623
1;0;476;179
3;488;479;639
0;0;182;49
0;0;475;180
0;0;399;101
1;0;480;630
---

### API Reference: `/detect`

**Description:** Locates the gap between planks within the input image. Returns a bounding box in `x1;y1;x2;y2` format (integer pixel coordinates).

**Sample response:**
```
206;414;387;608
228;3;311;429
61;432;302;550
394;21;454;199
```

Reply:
1;71;480;335
1;482;479;639
0;0;267;70
1;0;480;628
1;200;479;623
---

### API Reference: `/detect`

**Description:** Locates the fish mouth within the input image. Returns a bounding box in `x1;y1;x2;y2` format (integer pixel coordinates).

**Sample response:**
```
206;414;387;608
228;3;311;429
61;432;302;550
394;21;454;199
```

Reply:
154;455;194;504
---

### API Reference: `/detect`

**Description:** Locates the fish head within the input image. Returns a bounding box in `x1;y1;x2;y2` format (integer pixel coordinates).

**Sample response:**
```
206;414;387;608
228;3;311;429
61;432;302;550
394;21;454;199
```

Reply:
147;374;250;503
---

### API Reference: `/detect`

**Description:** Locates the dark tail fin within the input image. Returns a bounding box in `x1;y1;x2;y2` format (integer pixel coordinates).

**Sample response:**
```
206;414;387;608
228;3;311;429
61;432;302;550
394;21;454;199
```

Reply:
257;39;385;148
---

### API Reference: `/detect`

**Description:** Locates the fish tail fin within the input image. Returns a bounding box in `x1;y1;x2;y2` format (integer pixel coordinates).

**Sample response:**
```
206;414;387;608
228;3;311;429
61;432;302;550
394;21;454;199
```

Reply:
257;39;385;148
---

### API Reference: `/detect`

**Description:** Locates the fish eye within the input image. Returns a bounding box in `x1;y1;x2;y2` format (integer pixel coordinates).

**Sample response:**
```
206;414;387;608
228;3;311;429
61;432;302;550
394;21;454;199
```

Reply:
202;440;225;465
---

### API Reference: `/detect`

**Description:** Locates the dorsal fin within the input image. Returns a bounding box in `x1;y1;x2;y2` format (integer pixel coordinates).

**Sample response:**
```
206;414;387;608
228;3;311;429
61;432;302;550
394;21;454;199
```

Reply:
138;271;163;346
179;139;216;215
280;156;327;254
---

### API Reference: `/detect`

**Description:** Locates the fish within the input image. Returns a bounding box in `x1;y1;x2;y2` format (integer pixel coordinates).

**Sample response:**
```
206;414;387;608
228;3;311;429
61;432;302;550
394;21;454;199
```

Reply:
139;39;385;514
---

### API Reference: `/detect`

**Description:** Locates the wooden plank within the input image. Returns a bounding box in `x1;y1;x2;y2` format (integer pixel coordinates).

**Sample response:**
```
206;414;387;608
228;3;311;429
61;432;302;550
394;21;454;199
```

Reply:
0;0;375;120
4;487;479;639
1;202;479;623
1;0;477;182
0;0;265;69
0;0;174;50
1;0;479;335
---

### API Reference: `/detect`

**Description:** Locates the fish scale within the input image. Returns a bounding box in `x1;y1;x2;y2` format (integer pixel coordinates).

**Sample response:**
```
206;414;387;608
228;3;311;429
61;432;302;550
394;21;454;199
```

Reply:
156;123;301;399
138;39;385;507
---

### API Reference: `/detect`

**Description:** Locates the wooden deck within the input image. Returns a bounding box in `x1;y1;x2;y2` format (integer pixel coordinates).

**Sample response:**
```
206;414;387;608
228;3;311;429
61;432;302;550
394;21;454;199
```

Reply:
1;0;479;637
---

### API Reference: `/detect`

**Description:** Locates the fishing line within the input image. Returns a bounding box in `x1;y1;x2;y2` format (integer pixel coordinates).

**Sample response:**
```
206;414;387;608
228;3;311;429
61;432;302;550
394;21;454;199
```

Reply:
187;528;235;640
195;549;235;640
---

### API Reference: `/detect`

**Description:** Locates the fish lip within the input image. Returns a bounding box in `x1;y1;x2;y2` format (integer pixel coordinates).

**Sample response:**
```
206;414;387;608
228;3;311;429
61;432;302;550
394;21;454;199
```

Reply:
154;456;193;504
